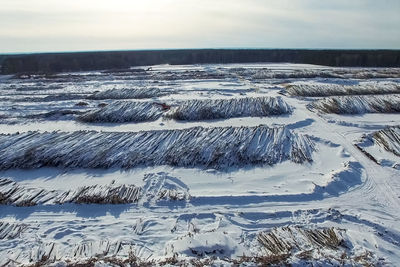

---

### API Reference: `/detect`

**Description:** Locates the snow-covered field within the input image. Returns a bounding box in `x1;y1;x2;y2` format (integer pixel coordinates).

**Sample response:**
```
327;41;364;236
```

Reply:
0;63;400;266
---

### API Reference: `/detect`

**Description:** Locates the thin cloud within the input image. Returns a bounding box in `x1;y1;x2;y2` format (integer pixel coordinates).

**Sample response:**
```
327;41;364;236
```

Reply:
0;0;399;53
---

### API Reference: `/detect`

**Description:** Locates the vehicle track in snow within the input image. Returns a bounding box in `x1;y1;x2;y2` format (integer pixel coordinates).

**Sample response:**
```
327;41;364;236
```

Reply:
282;90;400;215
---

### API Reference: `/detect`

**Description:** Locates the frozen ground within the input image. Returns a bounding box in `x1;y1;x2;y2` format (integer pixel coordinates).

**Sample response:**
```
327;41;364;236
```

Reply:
0;63;399;266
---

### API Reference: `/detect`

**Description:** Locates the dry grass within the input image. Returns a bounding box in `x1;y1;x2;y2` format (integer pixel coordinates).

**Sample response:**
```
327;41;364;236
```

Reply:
372;126;400;157
254;226;379;266
0;221;27;239
310;94;400;114
165;96;292;121
0;178;142;206
88;88;166;100
286;82;400;97
78;101;164;123
0;126;314;170
231;254;290;265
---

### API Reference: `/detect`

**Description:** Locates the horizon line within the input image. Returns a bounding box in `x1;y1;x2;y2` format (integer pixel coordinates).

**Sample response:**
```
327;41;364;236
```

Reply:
2;47;400;56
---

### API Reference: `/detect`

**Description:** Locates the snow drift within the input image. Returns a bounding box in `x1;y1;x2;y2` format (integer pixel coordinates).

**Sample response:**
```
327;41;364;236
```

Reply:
165;96;292;121
0;125;315;170
309;94;400;114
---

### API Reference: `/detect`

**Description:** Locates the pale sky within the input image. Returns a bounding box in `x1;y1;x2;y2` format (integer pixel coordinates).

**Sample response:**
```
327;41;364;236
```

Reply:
0;0;399;53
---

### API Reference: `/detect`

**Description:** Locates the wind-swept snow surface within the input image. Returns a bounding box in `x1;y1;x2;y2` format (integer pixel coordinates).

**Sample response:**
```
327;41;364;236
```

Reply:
0;126;314;170
1;63;400;266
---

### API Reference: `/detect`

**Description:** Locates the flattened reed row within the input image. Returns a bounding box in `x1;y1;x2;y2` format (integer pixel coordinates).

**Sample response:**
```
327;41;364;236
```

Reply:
88;87;166;100
0;125;314;170
0;178;141;206
78;101;164;123
309;94;400;114
286;83;400;97
372;126;400;156
78;96;292;123
165;96;292;121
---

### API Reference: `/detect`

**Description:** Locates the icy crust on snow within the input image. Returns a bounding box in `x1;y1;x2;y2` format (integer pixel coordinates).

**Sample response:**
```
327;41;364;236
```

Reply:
286;81;400;97
165;96;292;121
0;126;314;170
88;87;168;100
78;101;165;123
309;94;400;114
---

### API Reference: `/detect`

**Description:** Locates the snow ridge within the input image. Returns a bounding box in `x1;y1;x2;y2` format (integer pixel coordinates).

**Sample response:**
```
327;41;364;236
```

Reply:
165;96;292;121
0;126;314;170
309;94;400;114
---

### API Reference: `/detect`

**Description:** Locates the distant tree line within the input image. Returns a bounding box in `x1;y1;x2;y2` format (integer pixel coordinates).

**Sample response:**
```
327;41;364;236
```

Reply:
1;49;400;74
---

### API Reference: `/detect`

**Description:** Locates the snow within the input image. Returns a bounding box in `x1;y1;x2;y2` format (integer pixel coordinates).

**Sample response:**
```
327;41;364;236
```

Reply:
0;63;399;266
